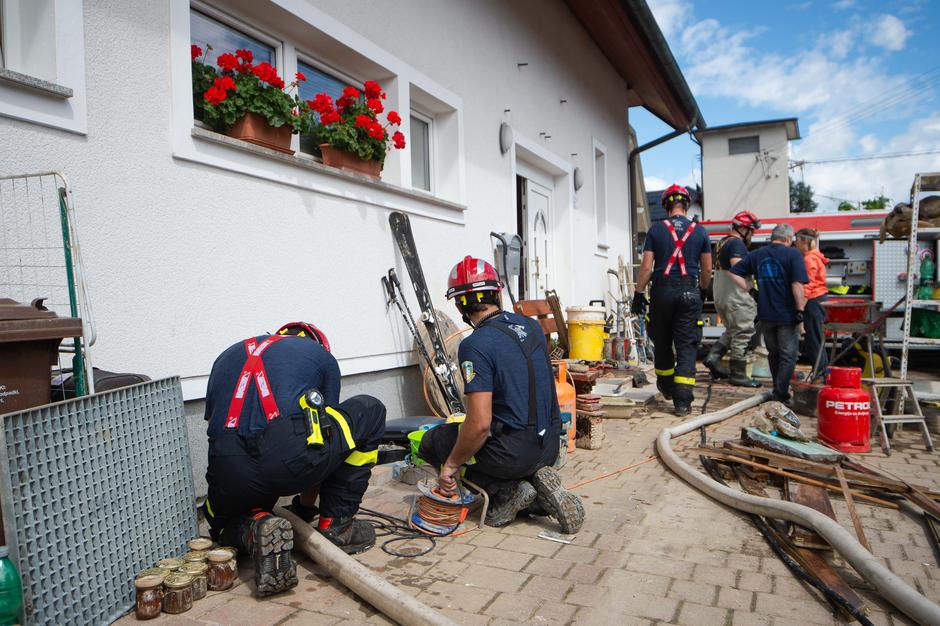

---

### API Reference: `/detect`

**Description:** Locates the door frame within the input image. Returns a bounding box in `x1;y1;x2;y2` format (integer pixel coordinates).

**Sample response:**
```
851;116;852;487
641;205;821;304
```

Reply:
510;133;574;302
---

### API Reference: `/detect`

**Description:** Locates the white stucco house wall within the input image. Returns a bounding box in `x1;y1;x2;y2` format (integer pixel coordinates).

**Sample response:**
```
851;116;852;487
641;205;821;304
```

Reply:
0;0;701;492
695;118;800;221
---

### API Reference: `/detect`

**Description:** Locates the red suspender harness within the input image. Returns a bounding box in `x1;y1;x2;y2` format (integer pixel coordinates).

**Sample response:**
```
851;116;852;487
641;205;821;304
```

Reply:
663;220;697;277
225;335;286;428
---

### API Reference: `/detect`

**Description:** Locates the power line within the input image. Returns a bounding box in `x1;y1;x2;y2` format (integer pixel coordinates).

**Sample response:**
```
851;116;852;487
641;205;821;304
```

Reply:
789;148;940;167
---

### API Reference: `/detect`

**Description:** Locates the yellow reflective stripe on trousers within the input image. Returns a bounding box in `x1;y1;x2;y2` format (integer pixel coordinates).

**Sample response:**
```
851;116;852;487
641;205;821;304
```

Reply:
655;368;675;376
345;449;378;466
204;498;214;518
674;376;696;385
325;406;356;449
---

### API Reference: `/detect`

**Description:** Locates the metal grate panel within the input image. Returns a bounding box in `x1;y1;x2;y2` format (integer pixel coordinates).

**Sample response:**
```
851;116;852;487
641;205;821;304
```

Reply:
0;378;196;625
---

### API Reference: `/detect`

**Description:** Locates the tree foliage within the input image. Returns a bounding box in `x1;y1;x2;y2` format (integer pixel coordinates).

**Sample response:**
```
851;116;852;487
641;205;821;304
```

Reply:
837;201;856;211
789;176;818;213
861;195;890;211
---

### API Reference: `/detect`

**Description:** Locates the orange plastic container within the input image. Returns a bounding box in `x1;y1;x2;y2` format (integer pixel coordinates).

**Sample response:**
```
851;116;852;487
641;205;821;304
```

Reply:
554;360;577;452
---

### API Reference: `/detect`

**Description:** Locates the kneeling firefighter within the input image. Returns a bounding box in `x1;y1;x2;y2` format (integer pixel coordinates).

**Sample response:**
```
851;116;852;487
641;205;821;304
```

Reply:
703;210;762;387
416;256;584;533
201;322;386;595
632;185;712;416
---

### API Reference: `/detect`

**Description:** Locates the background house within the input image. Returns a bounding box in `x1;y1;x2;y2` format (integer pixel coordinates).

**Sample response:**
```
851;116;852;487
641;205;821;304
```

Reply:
696;118;800;220
0;0;700;493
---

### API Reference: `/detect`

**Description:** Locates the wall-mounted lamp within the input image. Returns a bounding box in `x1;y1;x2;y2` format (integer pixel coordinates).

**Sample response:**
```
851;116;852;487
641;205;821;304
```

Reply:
573;167;584;191
499;122;513;155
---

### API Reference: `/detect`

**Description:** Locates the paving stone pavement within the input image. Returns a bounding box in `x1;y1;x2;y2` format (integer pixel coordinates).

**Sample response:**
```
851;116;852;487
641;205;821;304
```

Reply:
117;378;940;625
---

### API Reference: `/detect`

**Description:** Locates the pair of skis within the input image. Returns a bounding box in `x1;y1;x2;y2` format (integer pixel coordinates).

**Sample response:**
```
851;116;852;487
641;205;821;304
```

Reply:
383;211;465;415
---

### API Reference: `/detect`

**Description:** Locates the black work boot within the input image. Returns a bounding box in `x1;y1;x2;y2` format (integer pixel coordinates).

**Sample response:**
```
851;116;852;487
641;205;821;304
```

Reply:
283;495;319;523
702;342;730;379
729;359;761;388
484;480;537;527
223;511;298;596
657;382;674;401
531;467;585;534
317;516;376;554
673;403;692;417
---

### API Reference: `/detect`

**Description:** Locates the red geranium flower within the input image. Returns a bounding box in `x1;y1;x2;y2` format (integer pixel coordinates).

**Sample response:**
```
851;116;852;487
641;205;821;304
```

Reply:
295;71;306;82
213;75;236;91
355;114;372;129
343;86;360;99
320;110;340;125
217;53;239;71
308;93;334;114
367;98;384;114
336;95;353;110
364;80;382;99
235;49;253;63
387;111;402;125
191;45;202;61
392;131;406;150
204;85;228;104
368;121;385;140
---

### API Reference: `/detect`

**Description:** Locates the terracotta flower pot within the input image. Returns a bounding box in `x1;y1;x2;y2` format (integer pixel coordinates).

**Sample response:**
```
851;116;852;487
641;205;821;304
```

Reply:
227;112;294;155
320;144;383;180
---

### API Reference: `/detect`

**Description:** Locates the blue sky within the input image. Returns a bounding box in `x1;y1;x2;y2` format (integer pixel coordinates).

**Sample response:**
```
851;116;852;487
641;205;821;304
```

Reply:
638;0;940;211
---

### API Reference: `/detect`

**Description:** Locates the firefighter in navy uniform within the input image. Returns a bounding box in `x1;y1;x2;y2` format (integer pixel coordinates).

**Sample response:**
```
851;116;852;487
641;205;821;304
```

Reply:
201;322;386;596
632;185;712;416
417;256;585;533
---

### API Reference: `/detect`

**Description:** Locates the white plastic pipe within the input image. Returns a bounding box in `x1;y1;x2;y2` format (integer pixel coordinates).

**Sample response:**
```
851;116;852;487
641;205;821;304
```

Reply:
274;506;458;626
655;392;940;626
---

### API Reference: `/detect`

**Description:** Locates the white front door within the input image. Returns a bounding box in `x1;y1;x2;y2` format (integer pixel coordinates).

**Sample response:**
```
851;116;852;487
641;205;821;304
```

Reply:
523;178;552;298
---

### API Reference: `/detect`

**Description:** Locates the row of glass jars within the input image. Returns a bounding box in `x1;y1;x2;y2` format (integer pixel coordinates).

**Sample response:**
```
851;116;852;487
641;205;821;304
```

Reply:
133;538;238;619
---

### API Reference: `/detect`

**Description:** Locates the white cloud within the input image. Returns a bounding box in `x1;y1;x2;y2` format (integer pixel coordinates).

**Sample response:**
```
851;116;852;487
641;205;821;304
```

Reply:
644;175;670;191
646;0;693;35
870;14;910;51
834;0;855;9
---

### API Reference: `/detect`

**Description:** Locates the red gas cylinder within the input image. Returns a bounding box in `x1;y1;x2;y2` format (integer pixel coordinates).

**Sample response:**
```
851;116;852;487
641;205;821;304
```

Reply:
817;366;871;453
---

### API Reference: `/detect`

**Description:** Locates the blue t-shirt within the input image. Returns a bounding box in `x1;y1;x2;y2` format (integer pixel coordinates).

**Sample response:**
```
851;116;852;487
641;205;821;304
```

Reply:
204;335;341;437
643;215;710;278
731;243;809;323
717;236;749;271
457;311;554;433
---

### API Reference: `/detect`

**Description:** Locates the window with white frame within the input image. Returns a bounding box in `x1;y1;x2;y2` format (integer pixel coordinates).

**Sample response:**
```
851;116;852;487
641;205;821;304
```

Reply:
728;135;760;155
410;112;433;192
1;0;57;81
594;142;608;250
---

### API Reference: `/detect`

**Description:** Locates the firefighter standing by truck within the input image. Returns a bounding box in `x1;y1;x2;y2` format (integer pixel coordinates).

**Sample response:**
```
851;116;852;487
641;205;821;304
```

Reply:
703;210;762;387
632;185;712;416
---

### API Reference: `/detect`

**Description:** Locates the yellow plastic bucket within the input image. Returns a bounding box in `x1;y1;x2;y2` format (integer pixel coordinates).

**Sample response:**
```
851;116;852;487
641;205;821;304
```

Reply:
567;320;607;361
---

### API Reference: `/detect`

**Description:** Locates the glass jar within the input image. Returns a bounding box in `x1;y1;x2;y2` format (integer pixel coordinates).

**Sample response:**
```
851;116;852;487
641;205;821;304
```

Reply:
157;557;184;571
135;567;165;579
134;574;164;620
180;562;208;601
161;573;194;614
187;537;213;551
206;549;237;591
183;550;207;564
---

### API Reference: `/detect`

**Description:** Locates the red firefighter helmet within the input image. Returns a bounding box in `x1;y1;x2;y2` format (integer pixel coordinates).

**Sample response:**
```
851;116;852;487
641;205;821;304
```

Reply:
445;255;502;300
276;321;331;353
731;210;762;230
661;184;691;210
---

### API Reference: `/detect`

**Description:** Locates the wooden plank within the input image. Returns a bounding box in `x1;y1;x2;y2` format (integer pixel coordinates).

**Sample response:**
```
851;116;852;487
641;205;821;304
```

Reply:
513;299;553;316
835;466;871;552
725;442;940;497
733;468;867;620
689;448;899;509
786;481;837;550
844;459;940;518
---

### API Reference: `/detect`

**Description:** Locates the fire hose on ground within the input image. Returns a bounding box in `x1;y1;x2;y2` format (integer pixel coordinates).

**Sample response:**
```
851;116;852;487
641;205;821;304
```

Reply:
655;392;940;626
275;506;458;626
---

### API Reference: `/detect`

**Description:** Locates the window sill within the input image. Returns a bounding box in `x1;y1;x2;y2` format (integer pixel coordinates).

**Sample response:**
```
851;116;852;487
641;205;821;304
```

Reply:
595;243;610;258
0;68;73;99
190;127;466;214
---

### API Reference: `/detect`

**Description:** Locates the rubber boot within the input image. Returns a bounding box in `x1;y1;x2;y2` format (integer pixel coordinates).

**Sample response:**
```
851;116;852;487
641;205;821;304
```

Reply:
531;467;585;534
222;511;298;596
484;480;537;527
729;359;761;388
702;342;730;380
317;516;376;554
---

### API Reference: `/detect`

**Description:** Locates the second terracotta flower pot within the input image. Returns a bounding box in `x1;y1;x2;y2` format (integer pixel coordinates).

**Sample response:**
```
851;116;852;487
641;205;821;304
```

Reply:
320;144;382;180
227;112;294;155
